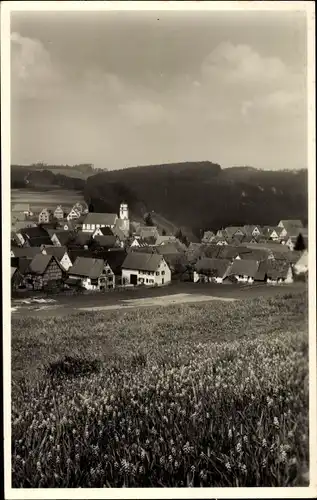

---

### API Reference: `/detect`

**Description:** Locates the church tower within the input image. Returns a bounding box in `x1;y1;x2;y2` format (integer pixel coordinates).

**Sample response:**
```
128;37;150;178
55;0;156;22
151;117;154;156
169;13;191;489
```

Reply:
119;201;130;234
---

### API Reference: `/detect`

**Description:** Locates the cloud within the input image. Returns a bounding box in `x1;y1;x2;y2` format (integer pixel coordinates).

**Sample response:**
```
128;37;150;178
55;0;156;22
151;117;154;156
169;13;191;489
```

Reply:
118;99;167;126
11;32;63;99
202;41;287;85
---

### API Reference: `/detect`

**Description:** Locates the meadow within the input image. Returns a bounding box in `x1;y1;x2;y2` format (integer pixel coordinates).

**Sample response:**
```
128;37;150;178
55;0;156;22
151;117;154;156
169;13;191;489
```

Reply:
11;188;85;212
11;292;309;487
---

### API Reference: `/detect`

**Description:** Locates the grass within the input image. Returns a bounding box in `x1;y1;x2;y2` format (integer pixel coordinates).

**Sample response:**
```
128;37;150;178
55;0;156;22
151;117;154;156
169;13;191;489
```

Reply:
11;292;309;487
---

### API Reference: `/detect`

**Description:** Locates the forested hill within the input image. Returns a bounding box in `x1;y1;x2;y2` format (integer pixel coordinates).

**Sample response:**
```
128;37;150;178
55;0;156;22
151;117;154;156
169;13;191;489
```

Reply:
84;162;308;235
11;161;308;236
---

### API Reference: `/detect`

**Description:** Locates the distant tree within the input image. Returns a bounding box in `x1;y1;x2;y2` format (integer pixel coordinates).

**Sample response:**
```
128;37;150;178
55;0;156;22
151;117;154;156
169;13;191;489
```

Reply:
88;202;95;213
294;233;306;251
175;228;189;247
162;229;167;236
144;213;154;226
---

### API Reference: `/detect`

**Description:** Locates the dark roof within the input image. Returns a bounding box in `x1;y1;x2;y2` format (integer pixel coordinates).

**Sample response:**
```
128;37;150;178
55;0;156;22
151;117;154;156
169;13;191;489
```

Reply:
72;232;93;247
53;231;77;246
69;257;105;279
83;213;117;226
195;258;231;277
93;235;118;248
266;260;292;279
239;249;269;262
20;226;49;239
11;247;43;258
27;254;59;275
255;261;268;281
156;243;181;255
95;226;114;236
43;246;68;260
226;259;259;278
100;249;127;275
28;236;54;247
122;252;165;272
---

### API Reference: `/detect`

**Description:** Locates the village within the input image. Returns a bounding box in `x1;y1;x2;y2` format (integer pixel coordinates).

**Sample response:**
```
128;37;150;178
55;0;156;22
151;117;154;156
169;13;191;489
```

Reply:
10;199;309;296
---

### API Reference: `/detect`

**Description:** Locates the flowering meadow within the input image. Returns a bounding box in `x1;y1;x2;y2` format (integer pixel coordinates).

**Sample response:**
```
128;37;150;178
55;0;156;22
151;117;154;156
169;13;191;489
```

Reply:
11;292;309;487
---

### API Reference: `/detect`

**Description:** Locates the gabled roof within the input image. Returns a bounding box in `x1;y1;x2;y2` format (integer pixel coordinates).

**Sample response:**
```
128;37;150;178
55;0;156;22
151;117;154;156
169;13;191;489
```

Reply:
202;231;215;242
83;212;118;226
279;219;303;229
295;250;308;267
72;232;93;247
226;259;259;278
93;235;118;248
28;236;54;247
53;230;77;246
11;247;43;258
156;235;177;246
20;226;50;239
11;257;32;274
266;260;292;279
239;249;269;262
122;252;165;272
42;246;68;260
195;258;231;277
224;226;244;238
69;257;106;279
68;249;94;264
95;226;114;236
27;254;60;275
156;243;181;255
136;226;159;239
99;249;127;275
243;225;262;235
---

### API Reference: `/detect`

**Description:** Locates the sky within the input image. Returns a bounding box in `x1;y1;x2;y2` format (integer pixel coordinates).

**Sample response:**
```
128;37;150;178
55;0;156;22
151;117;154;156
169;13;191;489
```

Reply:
10;9;307;171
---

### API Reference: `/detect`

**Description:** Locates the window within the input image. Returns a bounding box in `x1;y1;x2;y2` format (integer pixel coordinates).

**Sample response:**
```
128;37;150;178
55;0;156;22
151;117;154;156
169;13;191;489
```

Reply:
161;271;165;275
156;271;159;276
108;276;113;282
146;279;148;283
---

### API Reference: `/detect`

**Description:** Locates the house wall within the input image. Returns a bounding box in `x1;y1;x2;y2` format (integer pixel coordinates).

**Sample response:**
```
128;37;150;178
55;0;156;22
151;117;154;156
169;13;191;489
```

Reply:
24;260;62;290
122;259;171;286
82;222;116;233
51;234;61;246
60;253;73;271
54;207;64;219
67;209;80;221
39;210;52;223
68;264;115;290
234;275;254;284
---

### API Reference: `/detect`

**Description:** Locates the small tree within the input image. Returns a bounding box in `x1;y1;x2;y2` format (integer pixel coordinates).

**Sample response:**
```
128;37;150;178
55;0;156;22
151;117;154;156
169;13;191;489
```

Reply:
294;233;306;251
144;213;154;226
162;229;167;236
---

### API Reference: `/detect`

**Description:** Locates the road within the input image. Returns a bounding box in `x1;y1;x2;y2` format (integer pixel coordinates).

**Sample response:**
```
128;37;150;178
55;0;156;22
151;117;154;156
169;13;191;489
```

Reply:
11;281;306;318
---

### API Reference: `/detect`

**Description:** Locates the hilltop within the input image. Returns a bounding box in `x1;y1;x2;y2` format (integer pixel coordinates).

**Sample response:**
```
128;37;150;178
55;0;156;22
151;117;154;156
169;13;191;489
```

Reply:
11;161;307;237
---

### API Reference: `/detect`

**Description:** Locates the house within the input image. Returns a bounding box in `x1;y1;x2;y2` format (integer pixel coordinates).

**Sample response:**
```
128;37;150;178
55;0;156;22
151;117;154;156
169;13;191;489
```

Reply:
11;246;43;259
23;254;63;291
67;257;115;290
82;213;118;232
135;225;160;241
224;226;245;239
13;220;37;232
201;231;216;244
92;235;120;250
112;225;127;246
41;246;73;271
265;260;294;284
38;208;53;224
11;231;22;248
243;225;262;237
213;235;228;245
100;249;128;282
66;207;81;221
51;230;76;247
54;205;64;219
121;252;171;286
224;259;259;284
294;250;308;275
92;226;114;238
18;226;50;245
72;201;89;215
278;219;304;230
156;244;189;276
59;220;76;231
195;258;231;284
155;235;178;246
129;237;150;248
11;267;23;292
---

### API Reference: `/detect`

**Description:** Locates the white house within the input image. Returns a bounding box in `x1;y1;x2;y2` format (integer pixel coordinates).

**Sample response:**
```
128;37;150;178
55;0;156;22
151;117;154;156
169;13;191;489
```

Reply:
39;208;53;224
225;259;259;284
66;207;81;221
294;250;308;275
121;252;171;286
82;213;118;233
54;205;64;220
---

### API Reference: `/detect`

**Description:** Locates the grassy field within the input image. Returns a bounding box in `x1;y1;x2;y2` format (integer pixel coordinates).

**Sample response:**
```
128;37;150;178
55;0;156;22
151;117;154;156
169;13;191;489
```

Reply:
11;188;85;212
11;292;309;487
